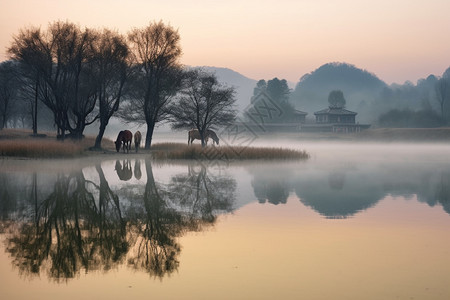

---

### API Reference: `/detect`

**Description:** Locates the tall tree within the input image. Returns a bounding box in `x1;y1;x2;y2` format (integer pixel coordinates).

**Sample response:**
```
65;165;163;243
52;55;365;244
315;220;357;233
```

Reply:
250;77;294;123
6;27;46;135
168;69;237;147
0;61;20;129
8;21;97;139
122;21;183;149
266;78;290;104
435;76;450;122
328;90;346;108
253;79;267;97
91;29;129;149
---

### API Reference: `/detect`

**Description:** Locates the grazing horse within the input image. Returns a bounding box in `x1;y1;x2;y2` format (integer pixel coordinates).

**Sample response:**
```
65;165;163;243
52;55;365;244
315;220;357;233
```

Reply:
134;131;142;153
115;130;132;153
206;129;219;145
188;129;220;145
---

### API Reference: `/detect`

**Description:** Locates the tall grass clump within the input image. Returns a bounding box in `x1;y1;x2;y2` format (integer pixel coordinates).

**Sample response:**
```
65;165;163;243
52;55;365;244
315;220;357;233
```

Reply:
0;139;85;158
151;143;309;160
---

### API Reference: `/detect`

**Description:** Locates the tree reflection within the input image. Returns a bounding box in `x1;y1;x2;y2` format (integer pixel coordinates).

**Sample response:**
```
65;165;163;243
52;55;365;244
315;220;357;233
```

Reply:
252;178;290;205
5;167;128;281
249;165;292;205
126;161;184;277
126;162;236;277
167;164;236;222
2;160;236;281
433;172;450;214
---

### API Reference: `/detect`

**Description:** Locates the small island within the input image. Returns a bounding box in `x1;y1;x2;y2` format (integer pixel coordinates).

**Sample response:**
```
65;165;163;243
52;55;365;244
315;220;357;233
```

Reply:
0;129;309;160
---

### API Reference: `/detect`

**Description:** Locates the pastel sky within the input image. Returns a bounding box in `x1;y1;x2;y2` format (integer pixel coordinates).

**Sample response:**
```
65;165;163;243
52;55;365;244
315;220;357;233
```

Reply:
1;0;449;84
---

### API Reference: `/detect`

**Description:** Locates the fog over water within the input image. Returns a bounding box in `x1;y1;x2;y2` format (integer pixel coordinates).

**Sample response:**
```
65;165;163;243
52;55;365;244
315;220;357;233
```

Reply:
1;138;450;299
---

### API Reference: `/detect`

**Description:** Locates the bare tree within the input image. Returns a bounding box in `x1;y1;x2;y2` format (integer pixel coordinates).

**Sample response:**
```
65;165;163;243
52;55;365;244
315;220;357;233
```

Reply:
0;61;20;129
8;21;97;139
168;69;237;147
121;21;183;149
91;29;129;149
328;90;346;108
6;28;47;135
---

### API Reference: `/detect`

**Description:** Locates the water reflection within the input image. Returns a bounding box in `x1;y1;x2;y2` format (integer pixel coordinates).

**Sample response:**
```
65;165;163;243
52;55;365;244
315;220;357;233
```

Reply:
250;165;292;205
115;160;133;181
248;162;450;219
2;154;450;281
0;160;236;281
166;164;236;222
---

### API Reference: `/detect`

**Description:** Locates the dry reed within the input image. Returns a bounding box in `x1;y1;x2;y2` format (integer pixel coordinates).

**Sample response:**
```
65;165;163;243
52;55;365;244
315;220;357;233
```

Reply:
151;143;309;160
0;139;85;158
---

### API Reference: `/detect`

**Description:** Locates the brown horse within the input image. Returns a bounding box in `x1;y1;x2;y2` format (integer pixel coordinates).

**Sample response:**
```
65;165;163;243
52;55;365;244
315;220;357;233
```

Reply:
188;129;219;145
206;129;219;145
115;130;132;153
134;131;142;153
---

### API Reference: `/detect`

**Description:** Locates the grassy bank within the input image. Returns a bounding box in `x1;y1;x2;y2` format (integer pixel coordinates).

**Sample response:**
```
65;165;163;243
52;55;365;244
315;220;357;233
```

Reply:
0;129;309;160
0;139;85;158
0;129;115;158
150;143;310;160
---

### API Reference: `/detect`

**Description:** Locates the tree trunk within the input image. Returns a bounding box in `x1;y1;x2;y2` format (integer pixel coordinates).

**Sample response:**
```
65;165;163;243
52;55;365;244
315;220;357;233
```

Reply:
201;134;206;147
94;122;107;149
32;78;39;135
145;122;155;149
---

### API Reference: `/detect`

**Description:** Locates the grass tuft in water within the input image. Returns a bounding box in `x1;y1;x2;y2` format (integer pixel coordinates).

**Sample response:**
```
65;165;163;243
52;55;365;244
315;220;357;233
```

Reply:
150;143;309;160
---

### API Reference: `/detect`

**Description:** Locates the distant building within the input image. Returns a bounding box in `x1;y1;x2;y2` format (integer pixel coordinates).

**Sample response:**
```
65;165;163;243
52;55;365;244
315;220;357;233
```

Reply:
246;90;307;132
301;106;370;133
246;90;369;133
292;109;308;124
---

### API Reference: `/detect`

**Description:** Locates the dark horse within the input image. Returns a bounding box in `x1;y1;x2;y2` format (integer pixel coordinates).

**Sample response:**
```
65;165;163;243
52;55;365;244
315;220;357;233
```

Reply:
115;130;133;153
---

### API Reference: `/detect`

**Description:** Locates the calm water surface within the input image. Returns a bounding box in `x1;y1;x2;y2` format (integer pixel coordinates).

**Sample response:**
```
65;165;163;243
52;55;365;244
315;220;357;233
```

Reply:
1;141;450;299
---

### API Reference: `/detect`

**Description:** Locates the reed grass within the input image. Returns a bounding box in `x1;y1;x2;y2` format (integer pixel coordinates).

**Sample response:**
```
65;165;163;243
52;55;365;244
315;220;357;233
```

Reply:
0;129;118;158
151;143;309;160
0;139;86;158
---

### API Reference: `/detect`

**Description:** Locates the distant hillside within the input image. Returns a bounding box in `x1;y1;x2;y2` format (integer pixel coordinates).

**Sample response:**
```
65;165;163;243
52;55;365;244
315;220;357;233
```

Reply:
200;66;257;113
290;62;388;122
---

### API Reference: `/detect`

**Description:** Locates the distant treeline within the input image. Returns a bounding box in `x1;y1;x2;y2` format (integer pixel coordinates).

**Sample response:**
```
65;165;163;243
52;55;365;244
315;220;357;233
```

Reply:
252;62;450;127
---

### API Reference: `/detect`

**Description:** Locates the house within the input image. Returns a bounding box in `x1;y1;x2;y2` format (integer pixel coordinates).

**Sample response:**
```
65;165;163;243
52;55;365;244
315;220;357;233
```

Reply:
246;90;307;132
301;106;370;133
292;109;308;124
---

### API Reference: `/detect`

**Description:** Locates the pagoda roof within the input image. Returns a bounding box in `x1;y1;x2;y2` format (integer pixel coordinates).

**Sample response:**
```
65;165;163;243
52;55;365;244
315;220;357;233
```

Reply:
293;109;307;115
314;107;357;115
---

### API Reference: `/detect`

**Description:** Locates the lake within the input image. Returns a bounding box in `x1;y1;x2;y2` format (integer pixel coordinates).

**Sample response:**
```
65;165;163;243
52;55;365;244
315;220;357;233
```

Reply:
1;140;450;300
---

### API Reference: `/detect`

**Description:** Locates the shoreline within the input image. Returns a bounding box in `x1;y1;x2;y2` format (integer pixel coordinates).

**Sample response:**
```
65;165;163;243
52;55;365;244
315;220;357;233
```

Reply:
1;127;450;160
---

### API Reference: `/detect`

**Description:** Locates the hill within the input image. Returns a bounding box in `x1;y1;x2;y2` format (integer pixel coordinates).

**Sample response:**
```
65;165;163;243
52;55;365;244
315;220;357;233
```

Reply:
200;66;257;114
290;62;388;123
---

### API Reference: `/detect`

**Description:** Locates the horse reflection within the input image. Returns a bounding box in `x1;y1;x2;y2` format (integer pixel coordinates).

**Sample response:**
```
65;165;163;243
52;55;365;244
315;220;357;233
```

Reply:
115;160;132;181
134;159;142;180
